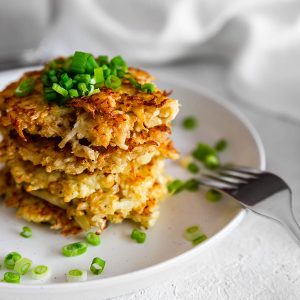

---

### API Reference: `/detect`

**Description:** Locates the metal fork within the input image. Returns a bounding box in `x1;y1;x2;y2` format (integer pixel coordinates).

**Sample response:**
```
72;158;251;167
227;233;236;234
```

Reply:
200;166;300;244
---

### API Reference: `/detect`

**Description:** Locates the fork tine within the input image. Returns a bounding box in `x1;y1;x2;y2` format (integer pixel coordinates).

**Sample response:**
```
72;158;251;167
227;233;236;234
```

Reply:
199;176;238;190
204;173;248;185
219;170;257;180
221;165;261;176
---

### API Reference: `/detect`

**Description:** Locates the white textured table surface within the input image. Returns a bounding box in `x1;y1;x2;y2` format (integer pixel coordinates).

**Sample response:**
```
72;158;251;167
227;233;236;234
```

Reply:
112;61;300;300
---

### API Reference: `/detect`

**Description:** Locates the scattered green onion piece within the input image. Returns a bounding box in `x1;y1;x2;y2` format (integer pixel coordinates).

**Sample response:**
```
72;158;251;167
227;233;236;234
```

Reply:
94;67;104;83
184;179;200;192
98;55;109;66
13;257;32;275
117;70;126;78
20;226;32;238
45;91;57;102
4;252;22;270
141;83;155;93
184;226;203;241
182;117;198;130
90;257;106;275
204;154;220;170
66;269;87;282
192;234;207;246
14;78;35;97
52;83;68;98
167;179;185;194
70;51;90;74
187;162;199;174
192;143;216;161
215;139;228;152
131;229;146;244
62;242;88;257
31;265;49;280
69;89;79;98
3;272;20;284
105;75;121;89
205;189;222;202
86;232;101;246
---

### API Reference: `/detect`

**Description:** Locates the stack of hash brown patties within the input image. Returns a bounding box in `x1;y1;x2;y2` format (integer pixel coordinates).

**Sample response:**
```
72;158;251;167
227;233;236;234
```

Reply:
0;60;179;234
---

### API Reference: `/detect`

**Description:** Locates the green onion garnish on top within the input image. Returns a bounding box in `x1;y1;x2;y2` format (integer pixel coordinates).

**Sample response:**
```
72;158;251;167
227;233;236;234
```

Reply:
4;252;22;270
192;143;220;170
20;226;32;238
62;242;88;257
131;229;146;244
182;117;197;130
14;78;35;97
3;272;20;284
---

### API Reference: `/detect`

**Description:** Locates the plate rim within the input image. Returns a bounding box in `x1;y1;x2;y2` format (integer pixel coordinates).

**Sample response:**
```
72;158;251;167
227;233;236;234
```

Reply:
0;69;266;291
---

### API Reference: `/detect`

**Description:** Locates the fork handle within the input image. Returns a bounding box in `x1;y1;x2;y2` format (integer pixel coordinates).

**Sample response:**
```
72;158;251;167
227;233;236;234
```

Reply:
249;193;300;245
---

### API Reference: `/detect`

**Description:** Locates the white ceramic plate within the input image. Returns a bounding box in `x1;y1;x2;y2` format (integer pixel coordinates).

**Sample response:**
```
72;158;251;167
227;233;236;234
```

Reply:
0;68;265;300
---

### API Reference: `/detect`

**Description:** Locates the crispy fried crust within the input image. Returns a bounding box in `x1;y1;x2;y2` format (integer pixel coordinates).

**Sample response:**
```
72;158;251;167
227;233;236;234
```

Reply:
0;68;179;149
5;187;81;235
0;127;178;175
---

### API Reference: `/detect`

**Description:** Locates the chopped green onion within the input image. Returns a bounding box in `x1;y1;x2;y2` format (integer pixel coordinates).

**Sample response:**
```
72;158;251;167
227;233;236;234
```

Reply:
187;162;199;174
3;272;20;284
66;269;87;282
86;232;101;246
62;242;88;257
52;83;68;98
90;257;106;275
70;51;90;74
204;154;220;170
78;82;88;96
74;74;91;84
192;143;216;161
192;234;207;246
98;55;109;66
131;229;146;244
86;55;99;74
48;69;56;76
182;117;197;130
105;75;121;89
4;252;21;270
49;75;58;83
184;179;200;192
141;83;155;93
31;265;49;280
205;189;222;202
184;226;203;241
91;88;100;95
167;179;185;194
110;55;127;72
20;226;32;238
215;139;228;152
14;78;35;97
13;257;32;275
94;67;104;83
60;74;73;90
69;89;79;98
41;74;50;86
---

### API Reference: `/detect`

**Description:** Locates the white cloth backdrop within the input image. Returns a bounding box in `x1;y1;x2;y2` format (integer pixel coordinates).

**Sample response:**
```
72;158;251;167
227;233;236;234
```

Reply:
37;0;300;121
